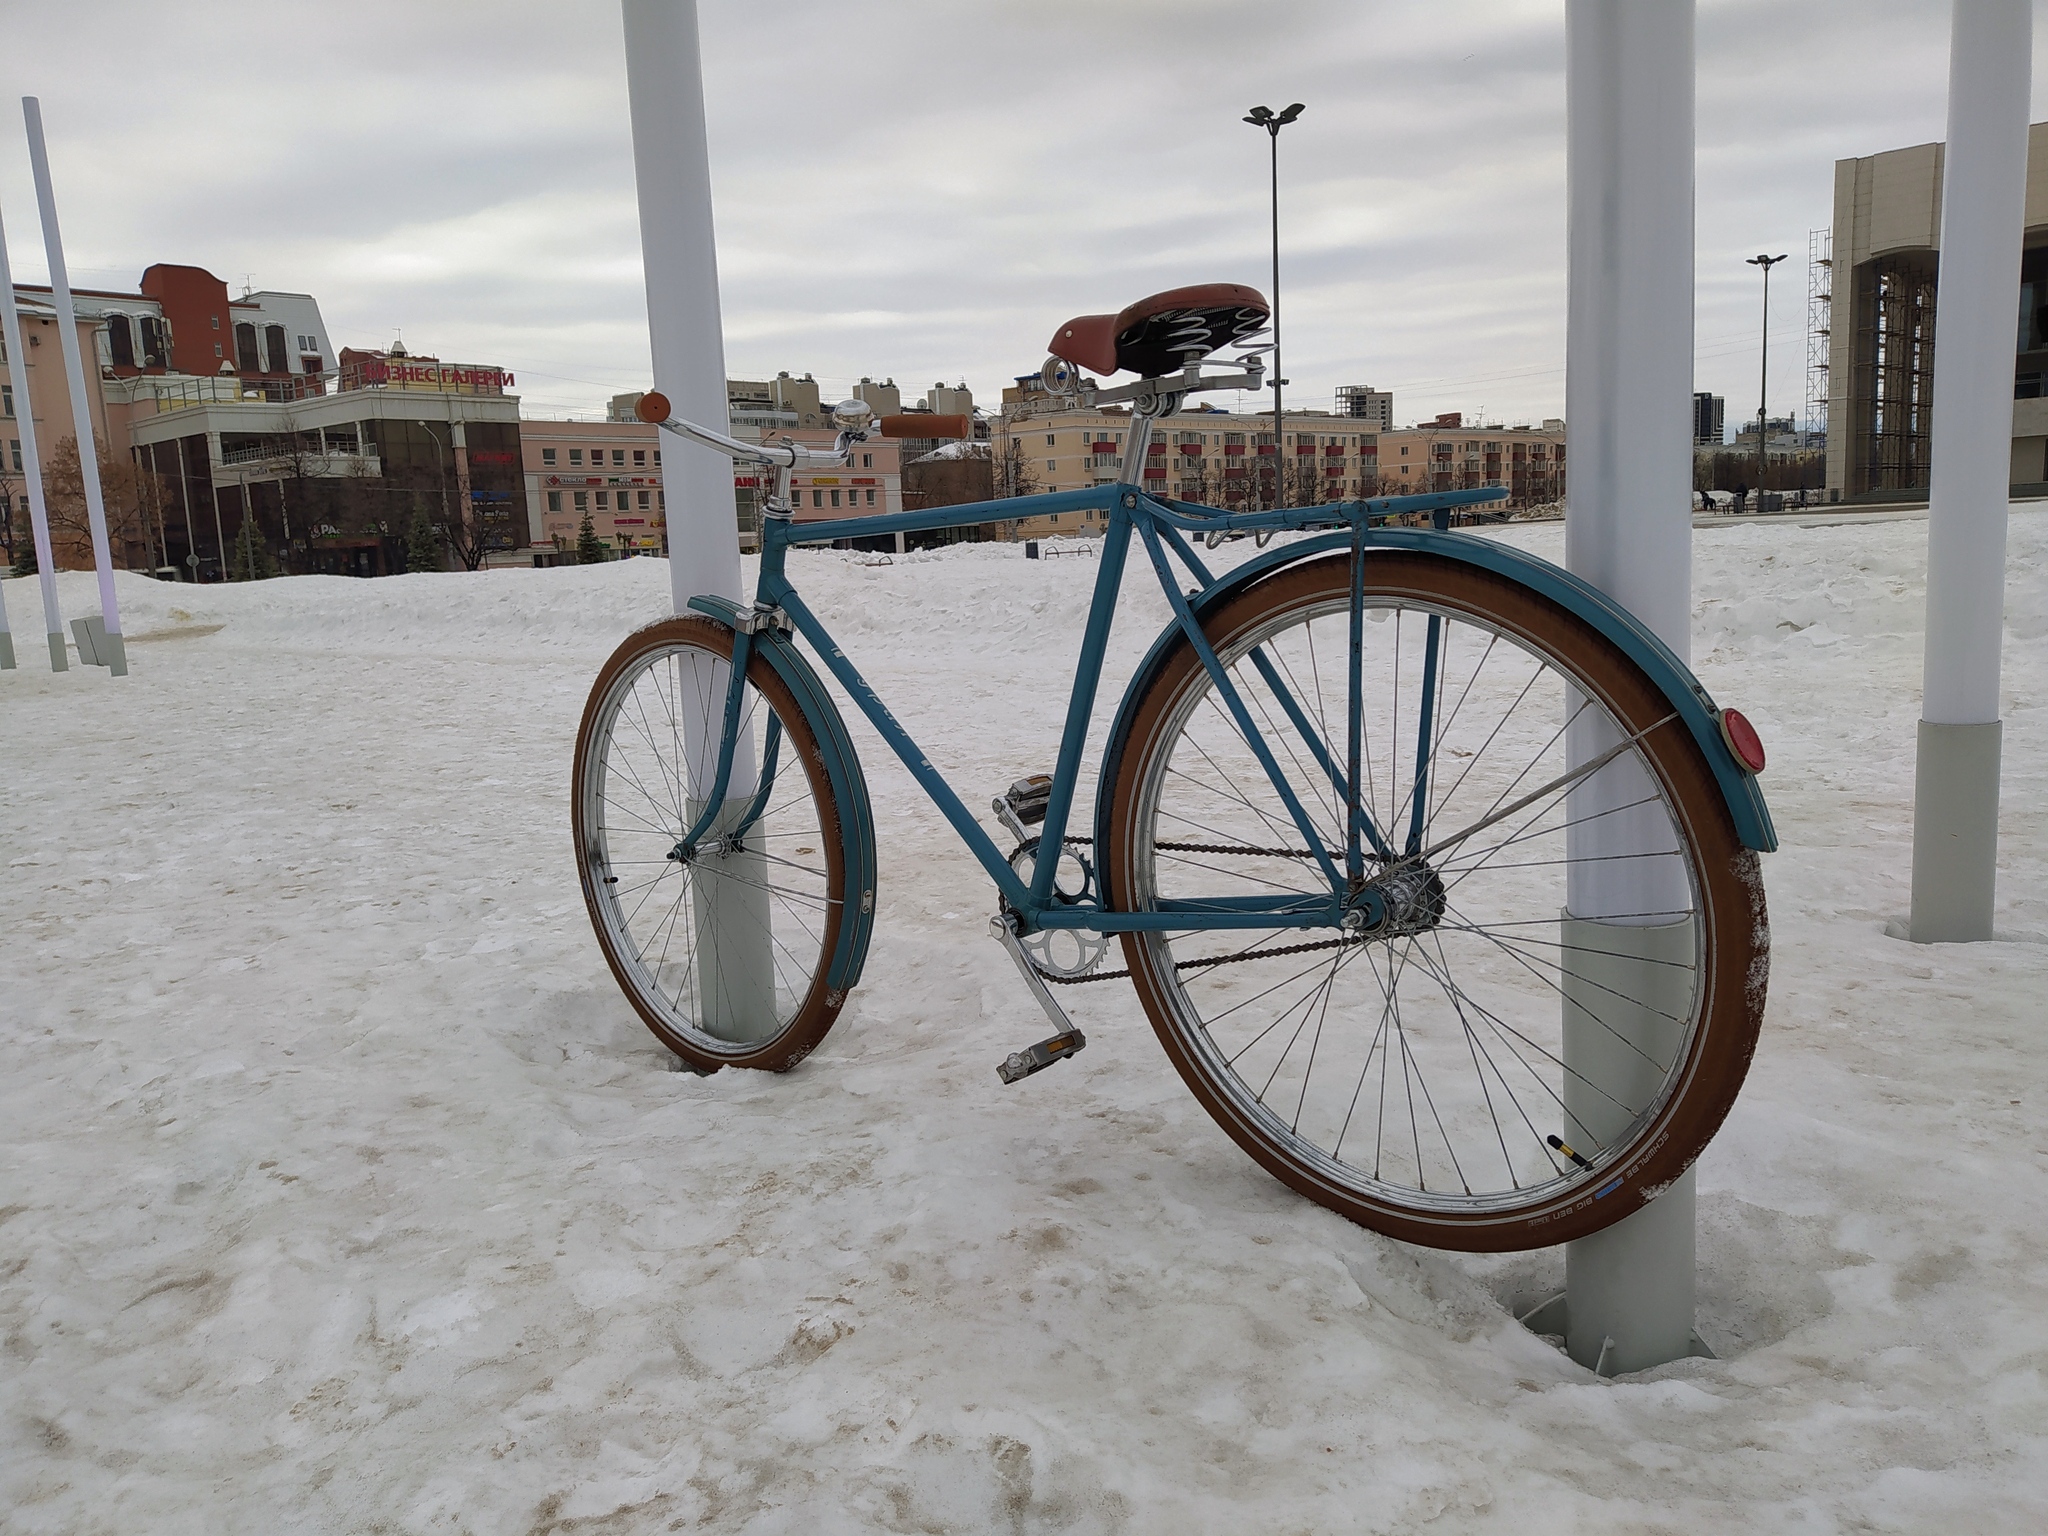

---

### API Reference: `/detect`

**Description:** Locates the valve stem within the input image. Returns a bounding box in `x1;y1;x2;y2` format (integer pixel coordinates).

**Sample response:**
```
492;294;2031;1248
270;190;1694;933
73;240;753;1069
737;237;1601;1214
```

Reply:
1546;1134;1595;1171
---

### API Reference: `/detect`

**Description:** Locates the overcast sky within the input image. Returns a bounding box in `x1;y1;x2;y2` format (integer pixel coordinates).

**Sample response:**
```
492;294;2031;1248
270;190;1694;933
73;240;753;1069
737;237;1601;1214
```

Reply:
2;1;2042;430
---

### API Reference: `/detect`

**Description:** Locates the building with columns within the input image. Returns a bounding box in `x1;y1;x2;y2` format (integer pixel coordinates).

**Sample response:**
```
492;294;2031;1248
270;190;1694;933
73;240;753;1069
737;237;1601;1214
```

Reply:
1827;119;2048;499
121;342;523;577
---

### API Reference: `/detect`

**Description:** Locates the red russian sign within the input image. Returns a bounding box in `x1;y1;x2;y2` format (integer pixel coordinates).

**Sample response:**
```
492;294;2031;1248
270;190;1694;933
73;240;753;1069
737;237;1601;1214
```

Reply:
356;360;513;390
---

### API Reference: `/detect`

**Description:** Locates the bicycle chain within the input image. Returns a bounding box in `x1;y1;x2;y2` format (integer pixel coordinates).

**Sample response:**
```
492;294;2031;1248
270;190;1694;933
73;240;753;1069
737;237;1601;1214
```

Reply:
1061;835;1324;860
1023;835;1351;986
1033;931;1361;986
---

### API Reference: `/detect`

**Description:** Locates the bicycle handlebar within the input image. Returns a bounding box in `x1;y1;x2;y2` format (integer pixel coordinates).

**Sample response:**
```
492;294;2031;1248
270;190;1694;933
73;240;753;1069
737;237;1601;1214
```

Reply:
634;390;848;470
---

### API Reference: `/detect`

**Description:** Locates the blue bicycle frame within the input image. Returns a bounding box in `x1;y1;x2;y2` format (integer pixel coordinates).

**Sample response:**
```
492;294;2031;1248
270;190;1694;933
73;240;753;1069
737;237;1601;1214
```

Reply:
682;477;1511;939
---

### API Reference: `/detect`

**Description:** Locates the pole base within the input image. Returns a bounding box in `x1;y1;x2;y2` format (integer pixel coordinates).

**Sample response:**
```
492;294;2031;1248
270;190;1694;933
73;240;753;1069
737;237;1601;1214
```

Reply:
47;631;68;672
686;795;778;1043
1560;915;1700;1374
1517;1280;1717;1377
0;630;14;670
1909;719;2001;943
1564;1165;1699;1372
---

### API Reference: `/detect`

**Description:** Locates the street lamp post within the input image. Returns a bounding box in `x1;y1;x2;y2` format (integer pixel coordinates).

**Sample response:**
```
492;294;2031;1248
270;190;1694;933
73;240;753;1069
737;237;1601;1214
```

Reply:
1747;252;1788;501
1244;102;1304;508
418;418;452;565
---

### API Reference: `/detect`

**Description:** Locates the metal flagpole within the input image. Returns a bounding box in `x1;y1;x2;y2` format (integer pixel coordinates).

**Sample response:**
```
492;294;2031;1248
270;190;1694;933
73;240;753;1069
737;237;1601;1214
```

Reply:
1910;0;2031;944
0;182;66;671
23;96;124;675
620;0;772;1041
1560;0;1702;1375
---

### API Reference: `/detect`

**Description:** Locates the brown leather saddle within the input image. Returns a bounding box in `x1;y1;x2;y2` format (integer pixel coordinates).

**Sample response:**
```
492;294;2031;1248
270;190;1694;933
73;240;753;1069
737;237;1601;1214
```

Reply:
1047;283;1269;380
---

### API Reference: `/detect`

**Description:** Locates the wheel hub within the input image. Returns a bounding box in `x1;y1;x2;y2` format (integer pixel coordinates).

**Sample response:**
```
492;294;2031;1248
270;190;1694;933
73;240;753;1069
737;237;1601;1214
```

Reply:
1345;859;1447;940
668;834;742;865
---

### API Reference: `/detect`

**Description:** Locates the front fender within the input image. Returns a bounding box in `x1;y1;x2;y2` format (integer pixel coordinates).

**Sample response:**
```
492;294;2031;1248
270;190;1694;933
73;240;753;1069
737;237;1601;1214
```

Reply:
1093;529;1777;857
686;595;878;991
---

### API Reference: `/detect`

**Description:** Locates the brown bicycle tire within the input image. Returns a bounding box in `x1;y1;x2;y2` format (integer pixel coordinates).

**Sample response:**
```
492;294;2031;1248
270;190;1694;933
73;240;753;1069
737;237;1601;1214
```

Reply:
573;616;850;1073
1103;551;1767;1251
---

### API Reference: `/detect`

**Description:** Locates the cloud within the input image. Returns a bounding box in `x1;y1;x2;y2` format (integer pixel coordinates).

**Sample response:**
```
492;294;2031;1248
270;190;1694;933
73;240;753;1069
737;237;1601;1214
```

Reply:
0;0;2034;425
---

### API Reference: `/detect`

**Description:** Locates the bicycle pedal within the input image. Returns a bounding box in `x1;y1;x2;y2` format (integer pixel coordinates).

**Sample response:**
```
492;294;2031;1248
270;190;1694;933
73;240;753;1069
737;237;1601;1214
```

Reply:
993;774;1053;841
997;1029;1087;1085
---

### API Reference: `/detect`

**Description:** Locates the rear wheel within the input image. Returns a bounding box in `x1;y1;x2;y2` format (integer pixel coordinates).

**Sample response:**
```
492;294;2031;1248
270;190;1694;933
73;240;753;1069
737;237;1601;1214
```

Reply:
574;617;851;1072
1103;552;1766;1251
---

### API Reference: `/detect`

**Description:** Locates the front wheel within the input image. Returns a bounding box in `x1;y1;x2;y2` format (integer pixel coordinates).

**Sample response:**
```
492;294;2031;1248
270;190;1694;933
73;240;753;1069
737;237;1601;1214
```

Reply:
1103;552;1767;1251
573;616;852;1072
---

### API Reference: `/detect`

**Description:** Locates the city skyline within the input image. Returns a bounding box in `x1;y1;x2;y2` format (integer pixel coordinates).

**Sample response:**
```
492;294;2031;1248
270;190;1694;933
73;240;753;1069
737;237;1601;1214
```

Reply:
2;2;2042;426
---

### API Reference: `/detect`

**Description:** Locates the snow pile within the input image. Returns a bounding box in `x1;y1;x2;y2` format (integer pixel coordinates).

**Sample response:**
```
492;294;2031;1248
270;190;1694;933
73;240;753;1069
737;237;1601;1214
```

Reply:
4;513;2047;1532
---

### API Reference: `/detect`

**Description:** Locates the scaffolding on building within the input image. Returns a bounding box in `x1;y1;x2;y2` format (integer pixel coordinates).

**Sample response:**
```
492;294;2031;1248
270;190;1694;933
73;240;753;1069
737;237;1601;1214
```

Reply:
1806;227;1831;436
1855;252;1939;492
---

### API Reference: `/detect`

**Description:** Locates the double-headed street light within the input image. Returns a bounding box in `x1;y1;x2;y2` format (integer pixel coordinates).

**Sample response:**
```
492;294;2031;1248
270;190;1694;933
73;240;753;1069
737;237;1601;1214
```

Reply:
1747;252;1789;496
1245;102;1304;507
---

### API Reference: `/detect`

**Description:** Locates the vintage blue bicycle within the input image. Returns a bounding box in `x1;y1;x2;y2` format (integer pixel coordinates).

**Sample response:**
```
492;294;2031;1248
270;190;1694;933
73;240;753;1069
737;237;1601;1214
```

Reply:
573;283;1775;1251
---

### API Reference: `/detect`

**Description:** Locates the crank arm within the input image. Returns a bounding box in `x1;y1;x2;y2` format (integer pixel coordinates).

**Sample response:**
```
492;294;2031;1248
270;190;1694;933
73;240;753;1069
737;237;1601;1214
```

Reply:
990;912;1079;1040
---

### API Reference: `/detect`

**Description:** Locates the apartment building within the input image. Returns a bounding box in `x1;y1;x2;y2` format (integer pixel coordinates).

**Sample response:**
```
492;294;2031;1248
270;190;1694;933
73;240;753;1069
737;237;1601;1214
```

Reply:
524;419;666;557
1376;416;1567;507
993;381;1388;537
734;425;903;548
0;300;124;569
1335;385;1395;432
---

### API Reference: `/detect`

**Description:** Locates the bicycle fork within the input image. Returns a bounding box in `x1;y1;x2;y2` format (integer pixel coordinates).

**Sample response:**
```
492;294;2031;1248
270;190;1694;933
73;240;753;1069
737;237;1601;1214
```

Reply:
669;618;788;859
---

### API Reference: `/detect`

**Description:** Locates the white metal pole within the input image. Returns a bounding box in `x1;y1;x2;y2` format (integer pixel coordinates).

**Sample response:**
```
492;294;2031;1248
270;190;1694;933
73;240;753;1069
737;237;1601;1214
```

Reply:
24;97;124;676
0;191;66;670
1911;0;2031;944
1561;0;1700;1376
621;0;772;1041
622;0;740;621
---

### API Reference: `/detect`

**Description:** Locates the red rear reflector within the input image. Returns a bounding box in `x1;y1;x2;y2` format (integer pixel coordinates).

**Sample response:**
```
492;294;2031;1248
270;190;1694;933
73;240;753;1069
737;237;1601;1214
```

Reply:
1718;708;1765;773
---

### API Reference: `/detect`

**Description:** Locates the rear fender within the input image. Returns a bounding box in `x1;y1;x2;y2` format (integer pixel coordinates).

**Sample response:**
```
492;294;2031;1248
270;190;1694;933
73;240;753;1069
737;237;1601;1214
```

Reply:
1092;529;1777;858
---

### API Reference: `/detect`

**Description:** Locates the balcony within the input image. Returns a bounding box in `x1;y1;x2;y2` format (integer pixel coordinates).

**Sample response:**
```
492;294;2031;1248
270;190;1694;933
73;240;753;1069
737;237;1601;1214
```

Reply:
219;443;381;477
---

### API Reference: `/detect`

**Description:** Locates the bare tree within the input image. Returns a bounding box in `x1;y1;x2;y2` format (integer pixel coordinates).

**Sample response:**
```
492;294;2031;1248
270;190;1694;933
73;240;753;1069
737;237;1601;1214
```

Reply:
435;498;490;572
1288;450;1325;508
0;463;19;570
993;432;1044;500
43;435;159;569
1173;452;1221;508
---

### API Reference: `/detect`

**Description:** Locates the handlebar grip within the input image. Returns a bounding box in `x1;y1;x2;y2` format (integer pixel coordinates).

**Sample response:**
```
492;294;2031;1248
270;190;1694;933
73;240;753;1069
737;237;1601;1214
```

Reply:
877;413;971;440
635;390;672;424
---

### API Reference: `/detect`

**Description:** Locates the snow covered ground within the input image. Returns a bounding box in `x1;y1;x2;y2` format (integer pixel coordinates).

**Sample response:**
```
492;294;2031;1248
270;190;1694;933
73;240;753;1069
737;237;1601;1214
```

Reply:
4;513;2046;1534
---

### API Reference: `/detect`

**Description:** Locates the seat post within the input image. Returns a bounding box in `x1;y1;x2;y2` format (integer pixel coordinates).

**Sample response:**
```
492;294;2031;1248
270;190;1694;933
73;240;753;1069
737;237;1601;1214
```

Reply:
1118;409;1157;487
